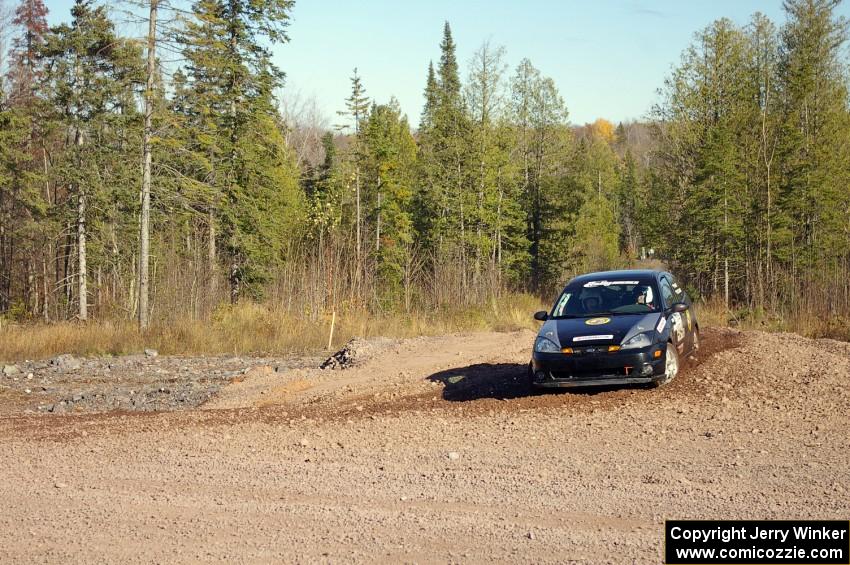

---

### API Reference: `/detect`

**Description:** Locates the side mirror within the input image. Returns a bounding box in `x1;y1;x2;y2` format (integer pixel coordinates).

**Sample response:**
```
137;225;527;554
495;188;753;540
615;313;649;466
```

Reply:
671;302;688;313
533;310;548;321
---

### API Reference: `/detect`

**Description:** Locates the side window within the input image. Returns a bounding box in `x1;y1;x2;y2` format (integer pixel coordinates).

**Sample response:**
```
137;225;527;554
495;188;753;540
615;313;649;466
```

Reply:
669;276;691;305
659;277;675;309
552;292;570;317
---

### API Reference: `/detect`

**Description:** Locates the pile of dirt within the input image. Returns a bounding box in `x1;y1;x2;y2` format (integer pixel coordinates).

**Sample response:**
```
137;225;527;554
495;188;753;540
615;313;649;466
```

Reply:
320;336;396;370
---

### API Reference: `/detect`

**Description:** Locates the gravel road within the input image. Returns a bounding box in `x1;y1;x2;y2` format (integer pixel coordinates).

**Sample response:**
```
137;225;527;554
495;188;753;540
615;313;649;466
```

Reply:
1;327;848;563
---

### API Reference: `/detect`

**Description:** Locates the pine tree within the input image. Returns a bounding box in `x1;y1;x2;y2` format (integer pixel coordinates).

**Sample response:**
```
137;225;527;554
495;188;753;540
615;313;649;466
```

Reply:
465;41;509;288
0;107;42;314
617;149;640;259
7;0;48;102
416;22;473;292
419;61;438;132
413;61;440;250
572;192;621;273
651;18;751;300
360;99;416;304
178;0;300;301
40;0;144;320
339;68;369;135
777;0;850;273
744;12;781;300
0;0;49;317
138;0;158;329
336;69;369;268
509;58;570;291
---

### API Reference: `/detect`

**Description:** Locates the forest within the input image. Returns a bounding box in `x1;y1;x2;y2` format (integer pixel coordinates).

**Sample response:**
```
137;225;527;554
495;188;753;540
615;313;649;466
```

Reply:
0;0;849;350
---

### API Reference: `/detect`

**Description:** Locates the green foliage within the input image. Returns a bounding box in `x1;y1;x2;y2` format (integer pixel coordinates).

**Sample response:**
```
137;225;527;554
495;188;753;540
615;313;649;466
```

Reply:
652;2;850;309
222;114;304;295
416;21;472;259
776;0;850;269
572;194;621;273
509;58;571;291
177;0;300;300
5;6;846;326
38;0;143;299
360;100;417;302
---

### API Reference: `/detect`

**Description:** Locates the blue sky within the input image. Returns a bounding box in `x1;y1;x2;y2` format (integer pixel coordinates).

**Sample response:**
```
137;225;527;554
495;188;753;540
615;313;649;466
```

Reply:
43;0;850;126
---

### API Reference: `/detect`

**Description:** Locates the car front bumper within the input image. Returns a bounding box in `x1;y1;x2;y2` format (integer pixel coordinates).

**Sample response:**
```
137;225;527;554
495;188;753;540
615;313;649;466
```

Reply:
531;347;666;388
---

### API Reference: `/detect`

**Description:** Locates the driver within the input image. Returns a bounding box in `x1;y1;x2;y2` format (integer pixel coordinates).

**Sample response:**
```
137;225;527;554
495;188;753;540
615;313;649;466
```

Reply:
634;285;655;309
581;289;603;313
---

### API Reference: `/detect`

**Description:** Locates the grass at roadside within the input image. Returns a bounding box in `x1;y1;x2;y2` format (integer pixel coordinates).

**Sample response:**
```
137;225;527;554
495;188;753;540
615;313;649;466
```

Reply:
698;298;850;341
3;292;846;363
0;294;544;362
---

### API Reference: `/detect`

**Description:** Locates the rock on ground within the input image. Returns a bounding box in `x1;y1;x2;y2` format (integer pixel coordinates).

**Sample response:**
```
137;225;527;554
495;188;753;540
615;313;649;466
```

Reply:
320;336;396;370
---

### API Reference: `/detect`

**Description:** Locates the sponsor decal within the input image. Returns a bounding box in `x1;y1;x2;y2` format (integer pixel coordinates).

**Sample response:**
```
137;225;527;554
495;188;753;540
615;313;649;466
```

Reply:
583;280;639;288
656;316;666;332
585;317;611;326
671;312;685;342
573;335;614;342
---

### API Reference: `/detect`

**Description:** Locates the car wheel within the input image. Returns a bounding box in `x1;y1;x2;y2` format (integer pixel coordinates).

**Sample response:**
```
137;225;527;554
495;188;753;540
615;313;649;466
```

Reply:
692;327;700;351
653;342;679;387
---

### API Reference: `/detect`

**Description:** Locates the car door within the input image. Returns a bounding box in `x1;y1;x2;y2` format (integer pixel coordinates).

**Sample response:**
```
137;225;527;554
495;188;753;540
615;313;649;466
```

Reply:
666;275;695;353
659;275;688;353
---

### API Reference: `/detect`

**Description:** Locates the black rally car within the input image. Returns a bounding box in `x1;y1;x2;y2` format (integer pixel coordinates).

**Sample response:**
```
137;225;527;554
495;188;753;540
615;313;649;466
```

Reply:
530;270;699;388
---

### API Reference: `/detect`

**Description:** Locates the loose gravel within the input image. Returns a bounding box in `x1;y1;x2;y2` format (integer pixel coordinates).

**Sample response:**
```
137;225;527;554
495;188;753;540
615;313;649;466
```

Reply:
0;327;847;563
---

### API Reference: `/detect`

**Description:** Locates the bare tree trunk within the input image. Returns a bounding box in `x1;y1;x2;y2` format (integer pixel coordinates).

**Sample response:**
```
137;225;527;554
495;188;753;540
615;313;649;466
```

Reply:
208;210;216;307
724;184;729;310
227;16;240;304
61;225;71;312
496;181;503;269
355;166;362;274
460;198;466;295
42;144;51;321
375;177;381;252
77;183;88;321
138;0;158;329
96;265;102;308
765;159;772;279
41;253;49;322
27;260;35;314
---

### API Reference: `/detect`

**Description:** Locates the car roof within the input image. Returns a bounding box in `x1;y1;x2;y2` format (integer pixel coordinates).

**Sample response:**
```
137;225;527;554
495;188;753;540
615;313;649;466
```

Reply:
567;269;666;286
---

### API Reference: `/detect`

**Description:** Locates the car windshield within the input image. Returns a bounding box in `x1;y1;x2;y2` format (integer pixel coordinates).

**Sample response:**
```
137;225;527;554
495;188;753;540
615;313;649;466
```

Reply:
550;279;659;318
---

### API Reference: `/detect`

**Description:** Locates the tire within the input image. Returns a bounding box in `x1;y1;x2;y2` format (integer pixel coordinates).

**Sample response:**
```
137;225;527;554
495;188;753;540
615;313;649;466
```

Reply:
653;342;679;387
692;327;700;352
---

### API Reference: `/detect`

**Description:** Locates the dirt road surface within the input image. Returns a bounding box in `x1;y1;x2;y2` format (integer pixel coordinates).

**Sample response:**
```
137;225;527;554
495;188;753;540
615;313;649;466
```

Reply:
1;327;848;563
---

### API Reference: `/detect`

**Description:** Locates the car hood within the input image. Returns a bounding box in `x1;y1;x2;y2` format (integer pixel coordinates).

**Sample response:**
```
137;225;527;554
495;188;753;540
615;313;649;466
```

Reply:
538;313;662;347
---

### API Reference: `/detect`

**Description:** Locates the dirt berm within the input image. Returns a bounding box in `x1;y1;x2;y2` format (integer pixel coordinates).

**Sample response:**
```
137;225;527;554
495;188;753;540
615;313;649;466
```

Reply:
0;327;848;563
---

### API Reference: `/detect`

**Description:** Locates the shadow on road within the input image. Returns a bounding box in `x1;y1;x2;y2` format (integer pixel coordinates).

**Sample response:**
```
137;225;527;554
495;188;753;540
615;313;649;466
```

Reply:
427;363;657;402
426;363;535;401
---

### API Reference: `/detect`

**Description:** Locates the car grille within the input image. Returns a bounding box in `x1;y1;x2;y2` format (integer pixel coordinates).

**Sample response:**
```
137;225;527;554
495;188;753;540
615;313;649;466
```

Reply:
571;346;615;355
550;367;630;380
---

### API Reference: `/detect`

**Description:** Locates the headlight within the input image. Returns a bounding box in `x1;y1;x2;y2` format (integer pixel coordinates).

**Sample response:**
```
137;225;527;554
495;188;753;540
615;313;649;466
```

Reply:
620;332;653;350
534;337;560;353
